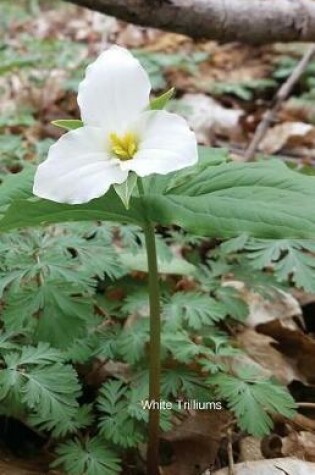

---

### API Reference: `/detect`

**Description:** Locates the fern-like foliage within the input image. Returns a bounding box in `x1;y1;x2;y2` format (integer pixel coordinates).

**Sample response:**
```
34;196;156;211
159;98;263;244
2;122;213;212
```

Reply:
0;217;307;472
97;380;144;448
212;367;296;436
127;372;173;431
163;291;228;330
161;367;207;398
52;437;121;475
117;320;150;364
221;235;315;292
0;225;125;348
0;342;82;435
244;238;315;292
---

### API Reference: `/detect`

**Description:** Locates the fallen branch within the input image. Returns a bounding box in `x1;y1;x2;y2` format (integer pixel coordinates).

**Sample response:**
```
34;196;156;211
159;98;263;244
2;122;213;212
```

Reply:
244;44;315;161
64;0;315;45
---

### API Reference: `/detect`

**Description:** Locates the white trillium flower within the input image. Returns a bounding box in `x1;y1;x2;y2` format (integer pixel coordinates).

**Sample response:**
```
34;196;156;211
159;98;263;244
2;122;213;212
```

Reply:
33;46;198;204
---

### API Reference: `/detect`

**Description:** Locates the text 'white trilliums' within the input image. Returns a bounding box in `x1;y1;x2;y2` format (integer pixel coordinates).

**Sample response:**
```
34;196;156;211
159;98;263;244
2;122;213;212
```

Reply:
33;46;198;204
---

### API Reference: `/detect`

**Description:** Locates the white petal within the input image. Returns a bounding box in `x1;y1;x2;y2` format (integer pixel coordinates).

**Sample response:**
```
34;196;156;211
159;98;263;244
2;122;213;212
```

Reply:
33;127;128;204
78;46;151;131
120;110;198;176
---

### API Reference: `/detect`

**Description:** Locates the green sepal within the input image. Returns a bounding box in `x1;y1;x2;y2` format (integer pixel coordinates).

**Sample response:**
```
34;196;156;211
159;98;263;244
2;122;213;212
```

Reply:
113;173;138;210
51;119;84;131
150;87;175;110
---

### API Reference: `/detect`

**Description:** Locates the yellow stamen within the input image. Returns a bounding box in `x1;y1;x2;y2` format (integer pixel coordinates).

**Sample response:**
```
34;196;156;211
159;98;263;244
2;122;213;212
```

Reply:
109;132;138;160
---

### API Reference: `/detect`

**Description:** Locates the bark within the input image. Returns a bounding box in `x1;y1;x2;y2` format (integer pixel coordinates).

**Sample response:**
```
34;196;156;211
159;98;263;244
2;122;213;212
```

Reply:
64;0;315;45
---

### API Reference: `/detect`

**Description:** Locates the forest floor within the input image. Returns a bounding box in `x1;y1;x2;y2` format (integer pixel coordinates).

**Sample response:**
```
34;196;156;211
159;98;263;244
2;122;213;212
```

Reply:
2;0;315;474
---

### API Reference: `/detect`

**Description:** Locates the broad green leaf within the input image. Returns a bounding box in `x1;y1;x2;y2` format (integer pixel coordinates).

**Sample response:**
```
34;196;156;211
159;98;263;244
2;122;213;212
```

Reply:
51;119;83;130
0;189;144;232
144;160;315;238
0;166;142;230
197;145;229;166
150;87;174;110
143;146;228;196
3;158;315;240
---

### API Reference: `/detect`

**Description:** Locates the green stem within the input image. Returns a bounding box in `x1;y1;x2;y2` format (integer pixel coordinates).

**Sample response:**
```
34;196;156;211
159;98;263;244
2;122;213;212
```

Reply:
138;179;161;475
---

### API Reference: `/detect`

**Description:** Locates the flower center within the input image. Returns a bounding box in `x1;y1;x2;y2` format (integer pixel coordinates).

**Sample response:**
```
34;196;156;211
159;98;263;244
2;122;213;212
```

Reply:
109;132;138;160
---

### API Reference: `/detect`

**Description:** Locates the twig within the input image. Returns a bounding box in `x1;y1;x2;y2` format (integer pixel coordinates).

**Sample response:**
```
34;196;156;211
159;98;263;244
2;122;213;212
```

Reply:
277;412;315;431
244;44;315;161
297;402;315;409
216;139;315;164
227;428;235;475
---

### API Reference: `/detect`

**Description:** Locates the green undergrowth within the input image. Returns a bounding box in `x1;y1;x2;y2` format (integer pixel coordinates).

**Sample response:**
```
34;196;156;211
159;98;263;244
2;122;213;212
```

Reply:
0;216;307;474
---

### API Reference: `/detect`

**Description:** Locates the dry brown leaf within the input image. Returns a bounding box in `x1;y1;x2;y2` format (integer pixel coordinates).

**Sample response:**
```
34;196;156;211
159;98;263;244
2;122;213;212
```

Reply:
26;4;111;43
198;44;273;84
213;458;315;475
0;457;61;475
115;23;148;48
258;320;315;383
281;97;315;124
223;281;301;328
238;436;263;462
178;94;243;144
144;32;189;52
259;122;315;154
113;20;164;48
84;359;130;387
162;411;231;475
236;329;302;384
292;289;315;307
290;413;315;432
282;431;315;462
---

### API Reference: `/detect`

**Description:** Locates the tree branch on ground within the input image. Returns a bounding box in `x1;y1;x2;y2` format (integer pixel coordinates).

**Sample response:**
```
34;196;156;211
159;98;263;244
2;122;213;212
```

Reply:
64;0;315;45
245;44;315;161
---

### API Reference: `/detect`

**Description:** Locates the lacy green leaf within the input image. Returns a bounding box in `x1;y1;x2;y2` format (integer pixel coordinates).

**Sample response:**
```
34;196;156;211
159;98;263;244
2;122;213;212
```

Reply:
97;380;144;448
243;238;315;292
52;436;121;475
212;369;296;436
163;291;227;330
